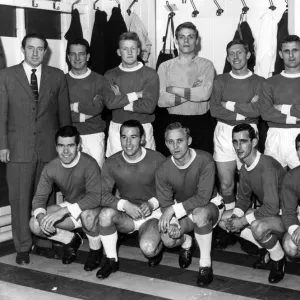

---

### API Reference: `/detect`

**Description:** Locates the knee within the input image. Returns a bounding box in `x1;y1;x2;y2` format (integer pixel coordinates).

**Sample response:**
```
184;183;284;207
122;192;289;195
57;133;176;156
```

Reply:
192;207;210;228
99;208;117;227
81;210;98;232
29;216;42;235
251;220;267;241
140;239;157;257
220;182;234;196
283;233;298;257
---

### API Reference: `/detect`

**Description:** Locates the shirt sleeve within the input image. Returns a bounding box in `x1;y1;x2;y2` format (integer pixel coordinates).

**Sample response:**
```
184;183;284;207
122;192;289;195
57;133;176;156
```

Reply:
281;172;300;230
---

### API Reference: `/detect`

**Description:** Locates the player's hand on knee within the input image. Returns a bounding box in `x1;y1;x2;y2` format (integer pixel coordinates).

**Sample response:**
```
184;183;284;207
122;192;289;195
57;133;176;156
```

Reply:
139;203;152;217
0;149;10;163
292;227;300;246
124;201;144;220
168;224;182;239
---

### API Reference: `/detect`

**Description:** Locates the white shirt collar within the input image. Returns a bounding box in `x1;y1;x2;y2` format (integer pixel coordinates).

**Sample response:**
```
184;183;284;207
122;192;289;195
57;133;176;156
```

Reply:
61;152;81;168
68;68;91;79
245;151;261;171
22;61;42;91
171;148;196;169
280;71;300;78
230;70;253;79
118;62;143;72
122;147;146;163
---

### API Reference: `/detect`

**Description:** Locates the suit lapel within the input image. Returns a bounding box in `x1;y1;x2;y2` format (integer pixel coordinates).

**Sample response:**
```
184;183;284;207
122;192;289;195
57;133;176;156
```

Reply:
15;63;35;100
39;65;49;101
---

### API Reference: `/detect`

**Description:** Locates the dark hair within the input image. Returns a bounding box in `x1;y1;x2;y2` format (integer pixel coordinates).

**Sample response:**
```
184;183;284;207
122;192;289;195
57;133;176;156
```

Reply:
226;39;248;54
232;123;257;141
120;119;145;137
21;33;48;50
175;22;199;40
67;38;90;54
164;122;190;140
55;126;80;145
279;35;300;51
295;134;300;150
118;32;141;50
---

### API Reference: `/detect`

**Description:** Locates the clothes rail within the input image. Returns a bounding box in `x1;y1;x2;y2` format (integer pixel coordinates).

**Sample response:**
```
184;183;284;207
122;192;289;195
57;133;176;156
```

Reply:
0;0;87;14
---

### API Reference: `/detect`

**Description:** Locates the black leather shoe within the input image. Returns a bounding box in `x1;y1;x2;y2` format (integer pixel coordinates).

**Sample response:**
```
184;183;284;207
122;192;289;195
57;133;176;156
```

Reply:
96;257;119;279
16;252;30;265
62;233;82;264
268;256;286;284
35;245;60;259
197;266;214;286
253;248;270;269
84;248;103;271
179;246;193;269
148;250;163;267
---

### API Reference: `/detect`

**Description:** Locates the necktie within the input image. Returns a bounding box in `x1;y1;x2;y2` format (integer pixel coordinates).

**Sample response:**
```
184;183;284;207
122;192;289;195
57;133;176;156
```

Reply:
31;69;39;102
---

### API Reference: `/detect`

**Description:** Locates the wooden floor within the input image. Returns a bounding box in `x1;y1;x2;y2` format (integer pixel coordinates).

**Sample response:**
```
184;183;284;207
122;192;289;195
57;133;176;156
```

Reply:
0;235;300;300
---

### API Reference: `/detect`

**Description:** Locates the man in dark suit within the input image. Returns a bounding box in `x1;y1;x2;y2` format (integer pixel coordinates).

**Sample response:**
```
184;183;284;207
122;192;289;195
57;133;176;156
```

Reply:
0;33;71;265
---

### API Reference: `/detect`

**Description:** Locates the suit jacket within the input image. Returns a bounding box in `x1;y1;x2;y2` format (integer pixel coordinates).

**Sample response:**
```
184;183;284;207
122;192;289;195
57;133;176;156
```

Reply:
0;63;71;163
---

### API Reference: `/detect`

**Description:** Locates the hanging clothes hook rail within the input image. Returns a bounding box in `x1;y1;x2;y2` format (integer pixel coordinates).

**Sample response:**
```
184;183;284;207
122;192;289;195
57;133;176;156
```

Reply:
190;0;199;17
241;0;249;14
127;0;138;16
213;0;224;16
269;0;276;10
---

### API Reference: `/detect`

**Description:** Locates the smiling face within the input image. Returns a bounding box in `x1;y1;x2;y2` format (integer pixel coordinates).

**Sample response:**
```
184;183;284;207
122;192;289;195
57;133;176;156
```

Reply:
227;44;250;73
68;44;90;73
165;128;192;165
176;28;198;55
120;126;144;160
22;37;46;68
56;136;80;165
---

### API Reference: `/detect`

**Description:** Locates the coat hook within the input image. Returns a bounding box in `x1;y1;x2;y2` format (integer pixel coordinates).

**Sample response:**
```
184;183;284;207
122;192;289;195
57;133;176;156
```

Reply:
241;0;249;14
53;1;60;10
93;0;99;10
269;0;276;10
72;0;80;11
32;0;38;8
190;0;199;18
213;0;224;16
127;0;138;16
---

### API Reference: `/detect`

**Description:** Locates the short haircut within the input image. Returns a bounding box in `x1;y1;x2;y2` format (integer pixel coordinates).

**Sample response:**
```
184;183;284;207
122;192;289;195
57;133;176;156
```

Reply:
226;39;248;54
295;133;300;150
21;33;48;50
118;32;141;50
232;123;257;141
279;35;300;50
67;38;90;54
120;119;145;137
55;125;80;145
164;122;190;140
175;22;199;40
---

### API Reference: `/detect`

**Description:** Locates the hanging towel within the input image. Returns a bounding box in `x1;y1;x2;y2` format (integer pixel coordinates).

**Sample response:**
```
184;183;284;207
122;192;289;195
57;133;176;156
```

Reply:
64;9;83;70
104;6;127;72
223;20;256;73
274;10;288;75
254;10;277;78
90;10;108;75
129;12;152;63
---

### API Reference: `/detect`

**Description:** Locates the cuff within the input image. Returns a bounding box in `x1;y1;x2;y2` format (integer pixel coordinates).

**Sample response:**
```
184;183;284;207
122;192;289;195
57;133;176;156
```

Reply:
225;101;236;112
288;224;300;236
245;212;256;224
225;202;235;210
281;105;291;116
172;203;186;219
148;197;159;210
232;208;244;217
236;113;246;121
183;88;191;101
124;102;134;111
174;95;181;106
79;113;85;122
67;203;82;220
286;115;297;124
73;102;79;113
33;208;46;219
117;199;128;211
127;92;138;103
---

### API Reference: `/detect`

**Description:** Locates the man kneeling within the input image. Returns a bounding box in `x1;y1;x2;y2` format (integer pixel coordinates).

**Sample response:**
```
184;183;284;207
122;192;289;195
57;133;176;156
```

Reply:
30;126;102;271
156;122;224;287
96;120;165;279
221;123;286;284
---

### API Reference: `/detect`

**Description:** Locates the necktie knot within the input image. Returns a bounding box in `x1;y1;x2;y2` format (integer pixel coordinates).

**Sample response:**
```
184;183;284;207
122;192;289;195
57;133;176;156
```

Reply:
32;69;37;74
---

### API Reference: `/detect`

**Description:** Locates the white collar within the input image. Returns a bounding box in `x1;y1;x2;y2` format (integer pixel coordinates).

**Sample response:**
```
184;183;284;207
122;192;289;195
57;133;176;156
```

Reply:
122;147;146;163
230;70;253;79
280;71;300;78
118;62;143;72
22;61;42;73
68;68;91;79
61;152;81;168
245;151;261;171
171;148;196;169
